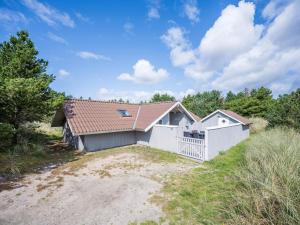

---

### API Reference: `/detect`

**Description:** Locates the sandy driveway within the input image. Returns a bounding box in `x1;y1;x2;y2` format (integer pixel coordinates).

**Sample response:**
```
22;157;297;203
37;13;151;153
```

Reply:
0;147;197;225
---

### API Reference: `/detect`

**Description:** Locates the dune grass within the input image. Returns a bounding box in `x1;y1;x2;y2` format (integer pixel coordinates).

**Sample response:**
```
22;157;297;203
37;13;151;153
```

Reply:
226;128;300;225
249;117;268;133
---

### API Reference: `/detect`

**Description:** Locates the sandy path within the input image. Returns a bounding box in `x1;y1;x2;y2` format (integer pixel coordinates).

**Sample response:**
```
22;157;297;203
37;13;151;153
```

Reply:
0;152;196;225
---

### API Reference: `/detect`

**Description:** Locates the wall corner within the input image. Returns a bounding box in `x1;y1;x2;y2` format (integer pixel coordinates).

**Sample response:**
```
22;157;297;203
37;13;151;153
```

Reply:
204;129;209;161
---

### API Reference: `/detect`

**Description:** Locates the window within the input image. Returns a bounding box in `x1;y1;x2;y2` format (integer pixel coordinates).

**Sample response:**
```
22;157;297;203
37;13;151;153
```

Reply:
117;109;131;117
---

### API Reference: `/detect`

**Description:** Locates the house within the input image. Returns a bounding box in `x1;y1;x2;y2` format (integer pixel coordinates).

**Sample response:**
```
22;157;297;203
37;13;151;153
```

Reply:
52;99;250;161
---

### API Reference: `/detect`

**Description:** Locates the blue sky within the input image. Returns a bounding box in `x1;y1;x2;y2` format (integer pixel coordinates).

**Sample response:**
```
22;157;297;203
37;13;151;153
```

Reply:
0;0;299;101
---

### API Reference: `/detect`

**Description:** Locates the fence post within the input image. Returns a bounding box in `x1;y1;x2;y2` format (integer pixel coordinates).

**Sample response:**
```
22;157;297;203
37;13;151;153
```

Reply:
204;129;209;161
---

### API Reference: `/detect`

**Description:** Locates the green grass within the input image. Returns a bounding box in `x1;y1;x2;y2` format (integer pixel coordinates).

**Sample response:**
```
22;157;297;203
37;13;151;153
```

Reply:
0;143;79;178
0;124;79;183
226;128;300;225
152;139;249;225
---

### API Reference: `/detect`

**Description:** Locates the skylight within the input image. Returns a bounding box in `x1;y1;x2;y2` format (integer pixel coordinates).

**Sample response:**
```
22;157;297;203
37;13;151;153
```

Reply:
117;109;131;117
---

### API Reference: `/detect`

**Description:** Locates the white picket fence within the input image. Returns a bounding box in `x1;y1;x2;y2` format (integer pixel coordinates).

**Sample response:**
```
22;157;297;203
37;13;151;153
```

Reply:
177;136;206;161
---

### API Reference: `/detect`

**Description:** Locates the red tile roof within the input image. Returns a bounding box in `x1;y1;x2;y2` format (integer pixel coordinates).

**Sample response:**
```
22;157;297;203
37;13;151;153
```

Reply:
220;110;251;125
134;101;177;130
189;111;201;122
52;99;180;135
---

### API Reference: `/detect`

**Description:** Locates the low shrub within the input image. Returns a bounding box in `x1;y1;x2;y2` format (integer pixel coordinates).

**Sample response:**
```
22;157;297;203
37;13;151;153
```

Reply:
249;117;268;133
7;150;20;176
0;123;14;151
226;128;300;224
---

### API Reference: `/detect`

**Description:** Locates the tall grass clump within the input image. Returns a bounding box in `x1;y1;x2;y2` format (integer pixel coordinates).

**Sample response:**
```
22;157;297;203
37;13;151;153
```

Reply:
226;128;300;224
249;117;268;133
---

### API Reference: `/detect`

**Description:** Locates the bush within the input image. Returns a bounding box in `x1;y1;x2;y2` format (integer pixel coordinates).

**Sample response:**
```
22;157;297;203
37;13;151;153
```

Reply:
0;123;14;150
249;117;268;133
226;128;300;224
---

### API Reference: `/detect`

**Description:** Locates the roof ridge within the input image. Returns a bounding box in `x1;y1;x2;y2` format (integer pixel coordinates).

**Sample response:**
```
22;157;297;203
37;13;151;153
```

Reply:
65;98;138;105
65;99;179;105
140;101;178;105
132;105;141;129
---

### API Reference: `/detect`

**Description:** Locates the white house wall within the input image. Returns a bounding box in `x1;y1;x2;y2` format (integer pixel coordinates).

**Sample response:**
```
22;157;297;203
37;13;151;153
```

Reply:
196;112;238;130
203;112;237;127
206;124;249;160
136;125;179;153
83;131;136;151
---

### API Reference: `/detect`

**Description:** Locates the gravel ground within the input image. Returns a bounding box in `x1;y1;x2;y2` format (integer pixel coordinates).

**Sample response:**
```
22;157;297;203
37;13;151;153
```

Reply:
0;150;196;225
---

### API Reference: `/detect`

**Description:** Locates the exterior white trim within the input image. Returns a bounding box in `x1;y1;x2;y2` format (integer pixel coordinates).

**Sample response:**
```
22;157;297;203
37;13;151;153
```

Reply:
144;102;179;132
75;129;134;136
204;129;208;161
133;105;141;129
144;102;196;132
200;110;245;125
66;119;76;136
154;124;179;128
178;102;197;123
205;123;241;131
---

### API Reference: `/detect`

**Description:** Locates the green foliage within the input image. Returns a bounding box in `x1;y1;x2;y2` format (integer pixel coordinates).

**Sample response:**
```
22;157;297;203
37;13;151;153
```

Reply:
268;89;300;130
0;123;14;151
0;31;48;79
182;90;223;117
226;128;300;225
225;87;273;118
0;30;64;130
150;93;175;102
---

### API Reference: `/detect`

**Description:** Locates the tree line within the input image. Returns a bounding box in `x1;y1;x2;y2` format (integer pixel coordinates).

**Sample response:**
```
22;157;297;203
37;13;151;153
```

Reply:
151;88;300;130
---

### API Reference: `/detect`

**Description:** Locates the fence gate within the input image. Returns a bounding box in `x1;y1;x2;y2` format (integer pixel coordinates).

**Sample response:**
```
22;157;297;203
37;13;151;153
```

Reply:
177;136;206;161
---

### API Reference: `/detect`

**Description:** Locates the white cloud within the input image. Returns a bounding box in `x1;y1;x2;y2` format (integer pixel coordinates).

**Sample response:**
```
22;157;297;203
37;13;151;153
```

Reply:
148;7;160;19
75;12;90;23
184;1;200;23
47;32;67;45
147;0;160;20
118;59;168;84
212;0;300;92
77;51;111;61
98;88;153;102
22;0;75;28
58;69;70;78
123;22;134;35
179;88;196;98
262;0;292;20
0;8;28;24
97;88;193;102
162;0;300;94
161;27;195;67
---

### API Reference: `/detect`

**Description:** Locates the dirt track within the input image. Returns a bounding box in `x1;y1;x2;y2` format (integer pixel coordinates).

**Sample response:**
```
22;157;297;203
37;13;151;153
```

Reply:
0;150;196;225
